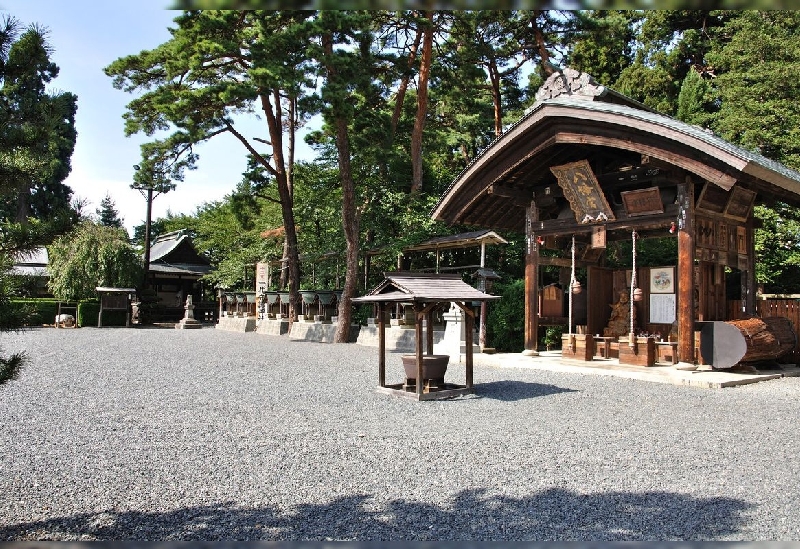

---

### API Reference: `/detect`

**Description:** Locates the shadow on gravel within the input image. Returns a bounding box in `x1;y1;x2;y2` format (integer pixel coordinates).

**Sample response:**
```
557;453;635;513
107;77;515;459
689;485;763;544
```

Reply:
477;380;577;401
0;487;752;541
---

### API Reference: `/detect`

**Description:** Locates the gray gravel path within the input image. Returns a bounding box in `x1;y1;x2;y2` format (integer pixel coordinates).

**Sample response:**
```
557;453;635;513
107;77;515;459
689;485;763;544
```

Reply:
1;326;799;541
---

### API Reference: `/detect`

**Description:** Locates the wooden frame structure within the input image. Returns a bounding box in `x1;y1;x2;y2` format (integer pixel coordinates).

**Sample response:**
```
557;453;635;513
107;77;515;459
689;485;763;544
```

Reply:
352;272;499;401
96;287;136;328
432;68;800;367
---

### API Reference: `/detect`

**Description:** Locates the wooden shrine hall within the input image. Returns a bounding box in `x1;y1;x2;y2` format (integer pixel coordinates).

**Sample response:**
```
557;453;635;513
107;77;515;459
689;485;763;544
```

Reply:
432;68;800;368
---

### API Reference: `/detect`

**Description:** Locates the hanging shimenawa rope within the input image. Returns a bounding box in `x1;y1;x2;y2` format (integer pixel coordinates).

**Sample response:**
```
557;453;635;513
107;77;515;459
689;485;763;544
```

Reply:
630;229;638;348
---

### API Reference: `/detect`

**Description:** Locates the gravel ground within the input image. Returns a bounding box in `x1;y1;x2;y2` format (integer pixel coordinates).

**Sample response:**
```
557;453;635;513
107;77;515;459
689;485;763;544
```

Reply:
1;325;800;541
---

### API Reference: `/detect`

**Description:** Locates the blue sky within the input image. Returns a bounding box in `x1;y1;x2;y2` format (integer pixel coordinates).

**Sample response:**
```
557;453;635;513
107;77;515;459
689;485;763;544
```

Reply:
1;1;316;235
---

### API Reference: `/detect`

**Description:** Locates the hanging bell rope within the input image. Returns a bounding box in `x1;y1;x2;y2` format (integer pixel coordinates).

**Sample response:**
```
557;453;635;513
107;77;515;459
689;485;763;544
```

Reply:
629;229;638;349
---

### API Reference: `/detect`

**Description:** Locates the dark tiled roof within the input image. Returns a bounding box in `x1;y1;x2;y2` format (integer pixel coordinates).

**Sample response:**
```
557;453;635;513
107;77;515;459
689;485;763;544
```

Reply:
353;272;499;303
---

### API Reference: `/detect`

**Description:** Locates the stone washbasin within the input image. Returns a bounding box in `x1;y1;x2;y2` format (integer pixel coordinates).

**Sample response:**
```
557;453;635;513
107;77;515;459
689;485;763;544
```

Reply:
400;354;449;384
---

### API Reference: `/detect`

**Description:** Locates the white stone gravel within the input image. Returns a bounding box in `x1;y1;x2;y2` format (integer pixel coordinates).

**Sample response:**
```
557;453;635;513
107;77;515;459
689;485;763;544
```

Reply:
1;326;800;540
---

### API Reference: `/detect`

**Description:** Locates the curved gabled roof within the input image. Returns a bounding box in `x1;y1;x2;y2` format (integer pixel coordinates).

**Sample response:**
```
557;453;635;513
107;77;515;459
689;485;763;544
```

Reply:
432;94;800;231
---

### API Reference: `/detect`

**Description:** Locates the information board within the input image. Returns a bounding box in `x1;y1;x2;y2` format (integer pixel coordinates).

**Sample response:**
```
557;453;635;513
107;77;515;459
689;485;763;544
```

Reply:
649;293;676;324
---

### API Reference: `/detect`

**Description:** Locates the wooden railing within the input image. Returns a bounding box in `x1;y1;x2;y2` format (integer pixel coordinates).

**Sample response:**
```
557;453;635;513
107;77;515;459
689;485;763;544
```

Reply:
728;299;800;362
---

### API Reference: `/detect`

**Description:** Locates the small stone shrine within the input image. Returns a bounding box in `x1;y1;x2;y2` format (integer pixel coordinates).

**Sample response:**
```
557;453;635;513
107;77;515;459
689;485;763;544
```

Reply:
175;295;202;329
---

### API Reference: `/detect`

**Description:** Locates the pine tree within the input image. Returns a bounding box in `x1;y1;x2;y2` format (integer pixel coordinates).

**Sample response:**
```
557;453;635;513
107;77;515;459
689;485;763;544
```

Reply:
96;193;124;229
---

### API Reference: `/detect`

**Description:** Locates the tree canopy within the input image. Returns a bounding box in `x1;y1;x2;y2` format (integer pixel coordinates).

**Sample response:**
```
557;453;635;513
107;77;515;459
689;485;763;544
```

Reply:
101;8;800;316
47;222;143;302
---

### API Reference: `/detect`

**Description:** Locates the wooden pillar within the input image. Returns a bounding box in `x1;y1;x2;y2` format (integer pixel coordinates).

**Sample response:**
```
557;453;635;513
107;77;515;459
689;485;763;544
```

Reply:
465;304;474;389
524;200;540;355
745;214;756;315
677;178;695;364
415;302;424;396
426;305;434;355
378;301;386;387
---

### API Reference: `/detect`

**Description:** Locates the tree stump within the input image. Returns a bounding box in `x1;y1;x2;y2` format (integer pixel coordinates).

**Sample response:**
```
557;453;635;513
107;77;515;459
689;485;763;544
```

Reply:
726;316;797;364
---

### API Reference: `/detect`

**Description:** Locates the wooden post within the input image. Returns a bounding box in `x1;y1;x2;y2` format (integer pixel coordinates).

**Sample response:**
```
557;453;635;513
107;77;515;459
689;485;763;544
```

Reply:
677;179;695;364
524;201;540;355
745;214;756;315
426;306;434;355
465;304;474;388
378;301;386;388
415;302;424;396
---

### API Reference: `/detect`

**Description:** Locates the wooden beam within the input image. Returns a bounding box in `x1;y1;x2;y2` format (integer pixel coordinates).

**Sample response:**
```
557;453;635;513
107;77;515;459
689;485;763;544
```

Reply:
555;132;738;190
487;184;531;206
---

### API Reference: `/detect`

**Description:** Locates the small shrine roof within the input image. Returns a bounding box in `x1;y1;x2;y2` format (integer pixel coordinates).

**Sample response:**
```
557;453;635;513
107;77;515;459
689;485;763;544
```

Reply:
401;230;508;253
352;272;500;304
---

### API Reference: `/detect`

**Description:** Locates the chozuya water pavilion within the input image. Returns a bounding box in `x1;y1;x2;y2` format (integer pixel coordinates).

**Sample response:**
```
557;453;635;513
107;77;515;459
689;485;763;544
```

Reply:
432;68;800;367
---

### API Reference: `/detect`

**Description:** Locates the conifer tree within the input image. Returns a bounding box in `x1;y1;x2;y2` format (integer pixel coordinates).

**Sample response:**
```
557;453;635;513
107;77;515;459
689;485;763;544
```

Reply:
95;193;124;229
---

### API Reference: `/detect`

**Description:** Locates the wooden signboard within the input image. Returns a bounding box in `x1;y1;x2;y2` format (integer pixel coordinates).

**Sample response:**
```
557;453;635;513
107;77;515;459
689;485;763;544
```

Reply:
725;186;756;221
696;182;729;214
591;225;606;249
550;159;616;224
101;293;127;310
620;187;663;216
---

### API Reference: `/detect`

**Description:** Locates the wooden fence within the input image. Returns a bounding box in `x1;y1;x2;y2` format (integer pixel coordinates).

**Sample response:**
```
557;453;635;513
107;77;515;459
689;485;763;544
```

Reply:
728;299;800;363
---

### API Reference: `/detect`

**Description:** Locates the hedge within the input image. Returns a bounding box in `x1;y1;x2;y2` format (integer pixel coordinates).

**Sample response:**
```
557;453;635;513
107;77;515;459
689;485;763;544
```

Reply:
10;298;128;327
12;299;59;326
77;300;129;327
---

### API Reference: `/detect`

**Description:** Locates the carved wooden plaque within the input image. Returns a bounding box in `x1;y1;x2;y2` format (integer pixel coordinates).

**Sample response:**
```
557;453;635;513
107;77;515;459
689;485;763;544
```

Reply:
620;187;663;216
725;186;756;221
696;182;729;214
549;159;616;224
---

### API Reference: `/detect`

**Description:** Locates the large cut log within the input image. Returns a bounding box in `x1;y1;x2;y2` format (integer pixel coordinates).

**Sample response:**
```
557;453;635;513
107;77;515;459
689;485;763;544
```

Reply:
726;316;797;364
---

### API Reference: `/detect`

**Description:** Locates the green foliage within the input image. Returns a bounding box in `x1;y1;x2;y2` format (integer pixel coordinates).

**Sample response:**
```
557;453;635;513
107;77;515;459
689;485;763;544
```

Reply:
0;351;24;385
706;11;800;170
0;15;78;223
95;193;124;230
485;278;525;353
11;298;57;326
753;204;800;293
541;325;564;351
676;67;714;127
76;299;128;327
47;222;143;301
604;236;678;270
566;11;638;86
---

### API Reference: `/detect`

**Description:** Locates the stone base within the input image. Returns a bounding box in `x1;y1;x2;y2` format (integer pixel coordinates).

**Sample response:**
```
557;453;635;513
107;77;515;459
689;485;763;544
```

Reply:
356;325;445;352
216;316;257;332
289;321;360;343
257;318;289;336
175;319;202;329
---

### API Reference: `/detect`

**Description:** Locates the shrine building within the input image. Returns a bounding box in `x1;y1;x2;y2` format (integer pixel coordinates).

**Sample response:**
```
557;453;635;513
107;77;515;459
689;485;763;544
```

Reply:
431;68;800;366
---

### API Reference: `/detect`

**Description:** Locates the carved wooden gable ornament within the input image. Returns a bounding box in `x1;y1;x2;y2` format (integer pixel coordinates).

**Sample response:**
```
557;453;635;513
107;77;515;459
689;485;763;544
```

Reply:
550;159;616;224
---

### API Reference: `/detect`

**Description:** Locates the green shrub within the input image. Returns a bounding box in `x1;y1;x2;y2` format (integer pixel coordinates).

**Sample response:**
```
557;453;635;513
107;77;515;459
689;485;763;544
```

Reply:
11;298;58;326
77;300;128;327
542;325;564;351
485;279;525;353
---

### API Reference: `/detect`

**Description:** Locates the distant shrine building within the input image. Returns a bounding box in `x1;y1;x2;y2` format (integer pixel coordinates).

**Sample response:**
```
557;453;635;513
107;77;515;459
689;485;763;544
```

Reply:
432;69;800;365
